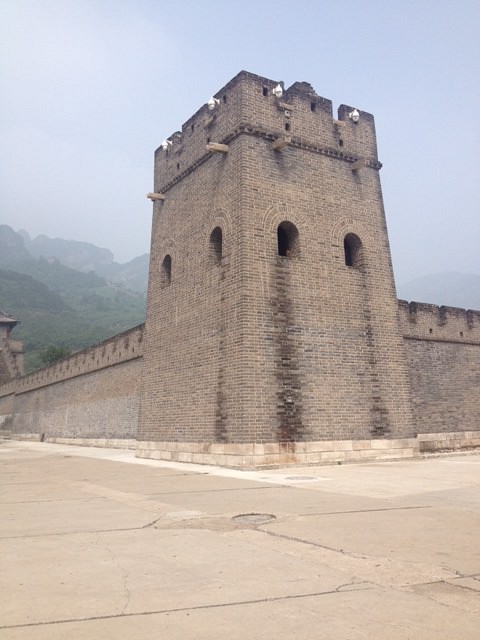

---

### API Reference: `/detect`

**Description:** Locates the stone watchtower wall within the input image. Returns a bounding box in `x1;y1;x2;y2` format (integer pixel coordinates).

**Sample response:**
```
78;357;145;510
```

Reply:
137;71;417;467
0;325;144;447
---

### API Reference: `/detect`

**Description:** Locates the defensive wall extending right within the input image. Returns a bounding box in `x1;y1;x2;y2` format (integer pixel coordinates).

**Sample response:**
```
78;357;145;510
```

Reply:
399;301;480;452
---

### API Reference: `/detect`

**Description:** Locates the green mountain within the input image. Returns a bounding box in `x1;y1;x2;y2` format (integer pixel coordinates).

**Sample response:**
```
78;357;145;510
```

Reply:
0;226;146;372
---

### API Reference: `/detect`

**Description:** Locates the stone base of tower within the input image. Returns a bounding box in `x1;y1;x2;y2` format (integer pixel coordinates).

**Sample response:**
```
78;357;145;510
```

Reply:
136;438;420;469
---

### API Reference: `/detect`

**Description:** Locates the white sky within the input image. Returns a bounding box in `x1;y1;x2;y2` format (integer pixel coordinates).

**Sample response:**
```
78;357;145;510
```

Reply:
1;0;479;284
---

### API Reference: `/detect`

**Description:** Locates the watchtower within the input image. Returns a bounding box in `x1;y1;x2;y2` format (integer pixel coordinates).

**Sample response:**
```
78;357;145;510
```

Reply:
137;71;415;467
0;311;24;384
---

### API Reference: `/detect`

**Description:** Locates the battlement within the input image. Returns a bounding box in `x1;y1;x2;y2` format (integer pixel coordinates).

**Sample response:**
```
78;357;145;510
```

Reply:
399;300;480;344
153;70;380;194
0;324;144;398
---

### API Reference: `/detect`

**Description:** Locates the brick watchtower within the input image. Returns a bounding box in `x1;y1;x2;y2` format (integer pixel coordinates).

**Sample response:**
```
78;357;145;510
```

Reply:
137;71;416;467
0;311;24;384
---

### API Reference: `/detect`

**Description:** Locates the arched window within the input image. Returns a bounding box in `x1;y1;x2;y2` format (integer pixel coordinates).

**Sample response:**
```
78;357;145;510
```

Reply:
277;221;299;257
343;233;363;269
160;254;172;286
209;227;223;263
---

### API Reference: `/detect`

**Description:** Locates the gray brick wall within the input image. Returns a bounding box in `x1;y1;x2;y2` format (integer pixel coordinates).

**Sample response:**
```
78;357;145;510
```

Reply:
3;359;141;440
0;326;143;441
138;71;415;448
399;301;480;434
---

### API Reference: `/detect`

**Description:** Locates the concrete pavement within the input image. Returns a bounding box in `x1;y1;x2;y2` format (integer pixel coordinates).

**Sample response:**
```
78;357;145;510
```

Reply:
1;440;479;639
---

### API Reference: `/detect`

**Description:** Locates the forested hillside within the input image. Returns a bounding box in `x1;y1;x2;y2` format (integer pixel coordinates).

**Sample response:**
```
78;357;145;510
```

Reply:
0;226;146;372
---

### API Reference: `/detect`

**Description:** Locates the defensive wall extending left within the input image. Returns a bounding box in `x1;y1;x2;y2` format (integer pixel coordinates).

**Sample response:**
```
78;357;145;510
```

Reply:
1;304;479;462
0;325;144;449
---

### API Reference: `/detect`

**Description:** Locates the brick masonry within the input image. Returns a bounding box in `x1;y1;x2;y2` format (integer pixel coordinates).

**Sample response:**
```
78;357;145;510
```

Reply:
0;326;143;447
0;71;479;467
138;71;416;462
399;301;480;437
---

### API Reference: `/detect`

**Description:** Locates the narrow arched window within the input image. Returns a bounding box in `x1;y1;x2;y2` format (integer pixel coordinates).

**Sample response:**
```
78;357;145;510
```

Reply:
209;227;222;263
277;221;299;257
160;254;172;286
343;233;363;269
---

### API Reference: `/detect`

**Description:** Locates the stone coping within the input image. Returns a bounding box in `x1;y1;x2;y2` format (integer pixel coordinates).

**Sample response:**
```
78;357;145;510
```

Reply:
2;433;478;467
417;431;480;453
136;438;420;469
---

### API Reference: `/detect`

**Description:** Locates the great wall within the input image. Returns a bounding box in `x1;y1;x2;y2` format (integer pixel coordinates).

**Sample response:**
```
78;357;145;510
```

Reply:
1;71;479;467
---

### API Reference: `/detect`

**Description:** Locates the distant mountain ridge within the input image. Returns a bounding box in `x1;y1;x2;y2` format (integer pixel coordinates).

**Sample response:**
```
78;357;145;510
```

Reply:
0;225;146;371
21;229;149;294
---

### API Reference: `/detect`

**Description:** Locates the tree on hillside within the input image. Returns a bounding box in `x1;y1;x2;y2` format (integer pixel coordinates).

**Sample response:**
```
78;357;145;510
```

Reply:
38;345;71;366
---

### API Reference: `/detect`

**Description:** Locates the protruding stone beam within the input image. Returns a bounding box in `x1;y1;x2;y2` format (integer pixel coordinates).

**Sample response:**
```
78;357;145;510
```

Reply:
351;157;366;172
272;135;291;151
206;143;229;154
146;192;166;201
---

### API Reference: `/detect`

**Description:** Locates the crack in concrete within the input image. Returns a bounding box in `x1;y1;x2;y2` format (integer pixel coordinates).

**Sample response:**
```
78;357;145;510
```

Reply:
334;580;371;593
410;578;480;615
0;524;153;540
94;533;131;615
255;527;459;591
0;497;103;505
445;580;480;594
259;527;365;558
297;505;431;517
0;481;48;485
0;584;374;630
300;504;432;518
0;505;432;541
141;514;165;529
148;485;277;496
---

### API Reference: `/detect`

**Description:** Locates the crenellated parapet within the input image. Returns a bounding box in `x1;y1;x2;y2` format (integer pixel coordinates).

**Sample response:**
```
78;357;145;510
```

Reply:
151;70;380;197
399;300;480;344
0;324;144;398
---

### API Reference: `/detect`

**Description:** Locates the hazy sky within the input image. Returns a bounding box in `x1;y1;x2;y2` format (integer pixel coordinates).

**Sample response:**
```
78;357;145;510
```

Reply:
1;0;479;284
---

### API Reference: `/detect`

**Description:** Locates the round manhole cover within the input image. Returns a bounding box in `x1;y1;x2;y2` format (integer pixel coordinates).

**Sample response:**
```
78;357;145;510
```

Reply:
232;513;276;525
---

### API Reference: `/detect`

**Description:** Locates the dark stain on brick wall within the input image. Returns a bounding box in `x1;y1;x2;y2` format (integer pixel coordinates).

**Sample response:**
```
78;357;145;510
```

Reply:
272;257;304;443
215;264;228;442
362;292;391;438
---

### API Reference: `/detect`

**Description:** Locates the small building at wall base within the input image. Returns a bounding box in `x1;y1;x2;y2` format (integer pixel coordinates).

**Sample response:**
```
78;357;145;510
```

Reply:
1;71;479;467
0;311;24;385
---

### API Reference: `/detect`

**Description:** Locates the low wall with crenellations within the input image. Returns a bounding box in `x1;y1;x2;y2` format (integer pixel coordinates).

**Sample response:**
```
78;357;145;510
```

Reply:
0;324;144;398
0;325;144;446
398;300;480;344
399;301;480;439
